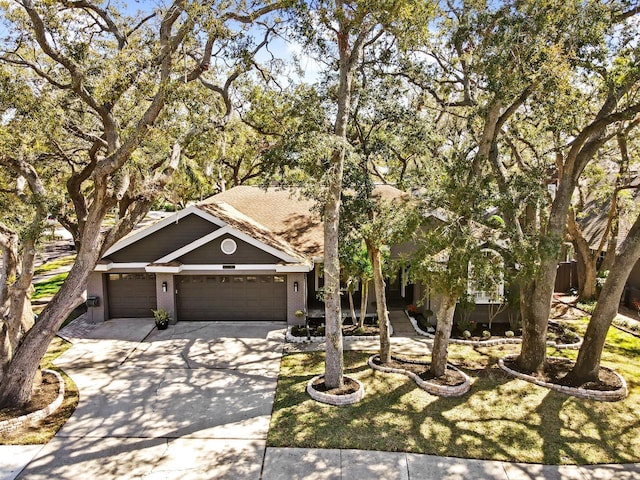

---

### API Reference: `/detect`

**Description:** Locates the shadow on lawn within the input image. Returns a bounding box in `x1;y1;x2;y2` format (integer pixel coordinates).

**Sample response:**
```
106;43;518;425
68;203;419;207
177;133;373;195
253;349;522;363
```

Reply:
270;346;640;465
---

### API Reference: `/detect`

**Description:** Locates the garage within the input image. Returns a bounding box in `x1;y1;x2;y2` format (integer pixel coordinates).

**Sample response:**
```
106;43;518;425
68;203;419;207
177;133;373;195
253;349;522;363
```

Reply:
177;274;286;321
107;273;157;318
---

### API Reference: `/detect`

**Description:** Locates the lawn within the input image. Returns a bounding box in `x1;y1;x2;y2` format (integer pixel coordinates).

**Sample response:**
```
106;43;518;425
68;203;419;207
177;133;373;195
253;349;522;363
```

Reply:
268;318;640;465
34;255;76;276
33;273;69;301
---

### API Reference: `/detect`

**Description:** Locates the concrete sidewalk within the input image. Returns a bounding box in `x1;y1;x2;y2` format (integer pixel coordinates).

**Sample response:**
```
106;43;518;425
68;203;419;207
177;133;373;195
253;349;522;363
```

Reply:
261;448;640;479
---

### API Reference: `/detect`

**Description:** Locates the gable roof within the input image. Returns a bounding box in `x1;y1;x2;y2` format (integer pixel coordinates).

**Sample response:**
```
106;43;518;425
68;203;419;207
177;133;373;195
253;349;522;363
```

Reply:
101;184;412;268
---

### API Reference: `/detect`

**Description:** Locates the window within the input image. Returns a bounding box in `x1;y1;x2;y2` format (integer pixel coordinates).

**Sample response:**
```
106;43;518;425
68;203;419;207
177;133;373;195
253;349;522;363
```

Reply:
220;238;237;255
467;249;504;304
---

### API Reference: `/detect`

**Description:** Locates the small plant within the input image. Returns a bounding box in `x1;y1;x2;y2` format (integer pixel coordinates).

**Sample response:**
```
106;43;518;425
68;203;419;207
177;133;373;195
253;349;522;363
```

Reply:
152;308;171;330
406;304;418;315
505;330;514;338
462;330;472;339
423;308;434;318
577;300;597;314
316;324;325;336
353;327;367;336
291;325;306;336
482;330;491;339
294;309;305;318
633;300;640;318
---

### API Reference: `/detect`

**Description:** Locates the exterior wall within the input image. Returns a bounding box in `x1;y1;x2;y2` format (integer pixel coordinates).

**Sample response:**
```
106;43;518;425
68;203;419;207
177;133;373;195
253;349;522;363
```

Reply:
86;272;108;322
156;273;176;323
178;235;281;264
287;272;307;325
108;214;218;263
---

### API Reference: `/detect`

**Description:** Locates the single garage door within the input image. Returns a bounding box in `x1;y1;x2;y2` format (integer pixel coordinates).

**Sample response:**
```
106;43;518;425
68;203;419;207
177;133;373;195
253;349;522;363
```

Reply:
107;273;157;318
177;275;286;321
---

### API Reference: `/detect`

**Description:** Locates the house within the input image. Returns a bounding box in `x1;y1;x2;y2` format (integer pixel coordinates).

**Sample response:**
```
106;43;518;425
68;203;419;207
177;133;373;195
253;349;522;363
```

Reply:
86;185;417;325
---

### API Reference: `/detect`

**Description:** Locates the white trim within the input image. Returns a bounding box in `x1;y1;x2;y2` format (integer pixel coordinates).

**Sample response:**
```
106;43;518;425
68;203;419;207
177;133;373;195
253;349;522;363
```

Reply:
153;224;303;265
225;228;302;263
144;264;309;274
103;206;227;258
221;238;237;255
155;227;233;264
146;265;184;273
95;262;149;272
275;264;312;273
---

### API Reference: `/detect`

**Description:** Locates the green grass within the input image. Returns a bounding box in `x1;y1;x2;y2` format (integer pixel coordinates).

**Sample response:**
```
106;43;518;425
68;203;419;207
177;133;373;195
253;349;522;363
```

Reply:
33;273;68;300
268;322;640;465
34;255;75;276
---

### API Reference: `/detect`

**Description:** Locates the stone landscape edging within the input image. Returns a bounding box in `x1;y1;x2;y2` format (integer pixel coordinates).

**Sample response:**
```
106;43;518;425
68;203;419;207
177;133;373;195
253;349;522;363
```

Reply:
0;369;65;435
407;313;582;349
498;354;628;402
368;354;471;397
306;375;365;406
286;324;393;344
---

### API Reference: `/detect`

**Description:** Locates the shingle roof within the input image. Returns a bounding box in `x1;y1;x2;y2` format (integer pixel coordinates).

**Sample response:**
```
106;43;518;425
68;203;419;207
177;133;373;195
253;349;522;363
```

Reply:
199;187;324;259
198;185;410;261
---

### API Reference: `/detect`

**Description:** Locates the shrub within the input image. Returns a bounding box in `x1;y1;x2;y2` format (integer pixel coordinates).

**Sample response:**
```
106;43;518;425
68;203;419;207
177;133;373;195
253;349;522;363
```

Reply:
291;325;306;336
462;330;472;339
505;330;514;338
316;325;325;336
482;330;491;339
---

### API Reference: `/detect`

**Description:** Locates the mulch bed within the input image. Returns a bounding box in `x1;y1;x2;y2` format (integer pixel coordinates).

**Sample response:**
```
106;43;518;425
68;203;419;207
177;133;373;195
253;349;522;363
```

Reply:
311;376;361;395
0;371;59;421
372;355;467;387
450;322;579;344
291;324;381;337
504;357;623;392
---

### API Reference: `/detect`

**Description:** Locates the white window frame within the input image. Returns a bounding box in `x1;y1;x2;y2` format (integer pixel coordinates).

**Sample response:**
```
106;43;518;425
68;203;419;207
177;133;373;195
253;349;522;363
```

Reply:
467;249;504;305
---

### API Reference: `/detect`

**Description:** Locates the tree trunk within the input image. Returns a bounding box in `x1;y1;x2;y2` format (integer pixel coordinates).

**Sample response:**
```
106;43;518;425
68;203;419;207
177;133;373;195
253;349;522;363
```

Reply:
517;258;556;373
567;213;640;384
322;11;363;389
430;294;457;377
358;281;368;328
369;243;391;363
348;287;357;324
576;252;598;300
0;262;88;407
323;169;345;389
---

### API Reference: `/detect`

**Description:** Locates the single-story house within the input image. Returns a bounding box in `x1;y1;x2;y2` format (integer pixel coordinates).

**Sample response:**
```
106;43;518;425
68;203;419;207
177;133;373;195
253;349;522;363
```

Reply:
86;185;417;325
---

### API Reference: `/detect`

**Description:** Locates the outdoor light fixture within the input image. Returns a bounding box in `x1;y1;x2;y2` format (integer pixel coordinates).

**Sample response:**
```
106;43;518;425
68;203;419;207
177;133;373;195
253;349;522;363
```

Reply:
162;281;167;293
294;281;299;292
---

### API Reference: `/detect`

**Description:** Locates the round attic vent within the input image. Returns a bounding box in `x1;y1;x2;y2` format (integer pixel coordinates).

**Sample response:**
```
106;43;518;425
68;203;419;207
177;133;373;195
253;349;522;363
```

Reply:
221;238;237;255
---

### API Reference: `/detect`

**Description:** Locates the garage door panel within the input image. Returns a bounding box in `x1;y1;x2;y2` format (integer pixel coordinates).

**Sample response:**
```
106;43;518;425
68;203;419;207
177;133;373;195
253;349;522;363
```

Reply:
177;275;286;321
108;273;157;318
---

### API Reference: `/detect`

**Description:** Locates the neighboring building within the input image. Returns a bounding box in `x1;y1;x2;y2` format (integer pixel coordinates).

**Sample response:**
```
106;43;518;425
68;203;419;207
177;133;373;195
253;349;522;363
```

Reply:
86;185;416;325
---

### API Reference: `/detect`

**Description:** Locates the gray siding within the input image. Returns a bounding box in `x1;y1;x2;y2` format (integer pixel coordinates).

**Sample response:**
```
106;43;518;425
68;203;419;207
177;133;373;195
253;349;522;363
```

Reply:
107;214;219;263
178;235;281;264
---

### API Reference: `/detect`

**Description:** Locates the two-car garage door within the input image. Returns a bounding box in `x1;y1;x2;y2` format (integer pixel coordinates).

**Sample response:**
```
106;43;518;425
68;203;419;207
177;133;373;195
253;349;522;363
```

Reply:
176;275;286;321
107;273;287;321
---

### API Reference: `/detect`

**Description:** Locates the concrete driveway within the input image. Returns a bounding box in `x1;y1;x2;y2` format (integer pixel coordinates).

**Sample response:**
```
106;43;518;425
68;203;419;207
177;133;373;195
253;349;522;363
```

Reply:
19;319;285;480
